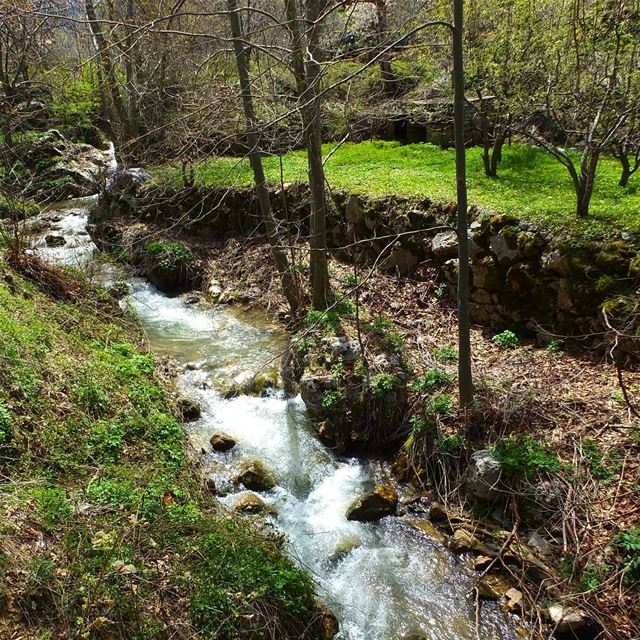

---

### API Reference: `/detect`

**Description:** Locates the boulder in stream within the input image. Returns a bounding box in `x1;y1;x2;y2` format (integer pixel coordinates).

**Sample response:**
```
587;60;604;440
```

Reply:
233;492;276;516
210;432;237;452
176;397;201;422
45;234;66;247
234;459;276;491
346;485;398;522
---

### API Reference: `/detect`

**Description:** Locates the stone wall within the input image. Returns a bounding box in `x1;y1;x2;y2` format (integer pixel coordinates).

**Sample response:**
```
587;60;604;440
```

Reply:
93;174;639;359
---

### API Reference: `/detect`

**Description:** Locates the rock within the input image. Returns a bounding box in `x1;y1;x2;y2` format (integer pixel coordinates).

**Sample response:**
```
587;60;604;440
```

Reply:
210;432;237;452
477;574;511;600
205;478;216;494
464;450;502;501
322;336;361;364
105;167;150;200
176;397;201;422
428;501;449;523
316;602;340;640
233;492;275;515
449;528;479;553
346;485;398;522
45;234;66;247
472;555;493;571
503;588;524;613
208;279;223;300
234;459;276;491
404;518;446;544
300;375;339;421
547;604;589;634
432;230;458;260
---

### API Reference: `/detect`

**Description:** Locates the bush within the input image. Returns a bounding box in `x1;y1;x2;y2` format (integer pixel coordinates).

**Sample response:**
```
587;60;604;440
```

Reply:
492;330;519;349
0;400;12;447
435;433;469;455
304;309;340;333
321;389;344;414
426;393;454;417
432;344;457;362
145;242;195;270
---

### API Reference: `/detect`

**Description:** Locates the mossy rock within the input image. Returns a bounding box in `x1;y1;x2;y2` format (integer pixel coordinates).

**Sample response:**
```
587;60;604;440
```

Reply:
517;230;546;260
628;254;640;278
600;295;637;326
472;256;504;293
595;246;630;276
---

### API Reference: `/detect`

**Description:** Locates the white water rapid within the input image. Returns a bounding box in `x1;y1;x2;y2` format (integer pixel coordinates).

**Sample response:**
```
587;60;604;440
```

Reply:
32;199;519;640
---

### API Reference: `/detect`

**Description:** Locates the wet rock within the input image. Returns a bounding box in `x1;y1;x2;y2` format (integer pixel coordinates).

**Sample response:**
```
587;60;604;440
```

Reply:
449;528;478;553
346;485;398;522
464;450;502;501
223;371;280;398
476;574;511;600
233;492;275;515
428;501;449;523
432;230;458;260
315;601;340;640
210;432;237;452
176;397;201;422
234;459;276;491
300;375;339;421
472;555;493;571
404;518;446;544
45;234;66;247
183;294;201;305
547;604;589;634
503;588;524;613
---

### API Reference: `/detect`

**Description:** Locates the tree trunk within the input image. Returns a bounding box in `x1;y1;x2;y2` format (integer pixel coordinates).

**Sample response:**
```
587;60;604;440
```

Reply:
286;0;330;310
375;1;395;96
85;0;128;133
226;0;303;318
576;148;599;218
453;0;473;408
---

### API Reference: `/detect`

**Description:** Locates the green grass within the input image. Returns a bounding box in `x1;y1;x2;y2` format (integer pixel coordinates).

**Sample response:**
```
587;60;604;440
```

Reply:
150;141;640;236
0;259;318;639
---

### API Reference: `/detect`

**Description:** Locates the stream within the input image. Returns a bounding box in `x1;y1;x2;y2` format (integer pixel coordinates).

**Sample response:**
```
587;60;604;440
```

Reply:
32;198;519;640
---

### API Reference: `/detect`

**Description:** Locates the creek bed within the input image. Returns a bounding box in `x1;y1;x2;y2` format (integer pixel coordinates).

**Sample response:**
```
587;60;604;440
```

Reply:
33;199;519;640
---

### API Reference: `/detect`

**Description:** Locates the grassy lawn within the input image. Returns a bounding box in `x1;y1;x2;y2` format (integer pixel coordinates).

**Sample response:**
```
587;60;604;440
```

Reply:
151;141;640;237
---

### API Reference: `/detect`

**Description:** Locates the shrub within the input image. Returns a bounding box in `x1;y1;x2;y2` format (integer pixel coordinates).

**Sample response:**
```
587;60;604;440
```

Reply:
492;330;519;349
435;433;469;455
0;400;12;447
411;369;453;392
73;382;109;416
426;393;454;417
304;309;340;333
545;339;564;354
491;435;565;479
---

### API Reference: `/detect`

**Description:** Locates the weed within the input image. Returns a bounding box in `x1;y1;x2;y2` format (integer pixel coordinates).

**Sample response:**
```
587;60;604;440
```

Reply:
614;526;640;586
491;435;565;479
435;433;469;455
545;339;565;354
492;330;519;349
295;336;316;356
342;273;362;288
426;393;454;417
333;300;356;317
0;400;12;447
305;309;340;333
73;381;109;416
366;317;403;351
369;373;399;399
411;369;453;392
582;439;622;481
145;242;195;270
321;389;344;414
409;414;435;436
432;344;457;362
434;283;448;299
32;487;71;531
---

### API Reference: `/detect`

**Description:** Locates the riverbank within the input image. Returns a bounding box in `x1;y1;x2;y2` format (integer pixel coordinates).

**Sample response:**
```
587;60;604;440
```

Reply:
87;194;639;639
0;247;324;638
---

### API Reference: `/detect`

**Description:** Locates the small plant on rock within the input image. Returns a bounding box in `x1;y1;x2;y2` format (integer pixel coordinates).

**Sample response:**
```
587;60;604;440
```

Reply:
321;389;344;414
369;373;399;399
145;242;195;270
492;330;519;349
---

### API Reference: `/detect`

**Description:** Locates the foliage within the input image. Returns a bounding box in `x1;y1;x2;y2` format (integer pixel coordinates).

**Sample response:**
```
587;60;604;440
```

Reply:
305;309;340;333
426;393;454;417
369;373;399;399
492;330;519;349
411;369;453;393
145;242;195;270
435;433;469;456
365;316;404;350
321;389;344;414
491;435;565;479
545;339;564;354
432;344;457;362
582;439;622;482
614;527;640;587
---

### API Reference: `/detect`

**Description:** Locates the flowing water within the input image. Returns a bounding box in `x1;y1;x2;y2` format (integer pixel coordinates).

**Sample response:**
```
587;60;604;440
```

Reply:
33;199;519;640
